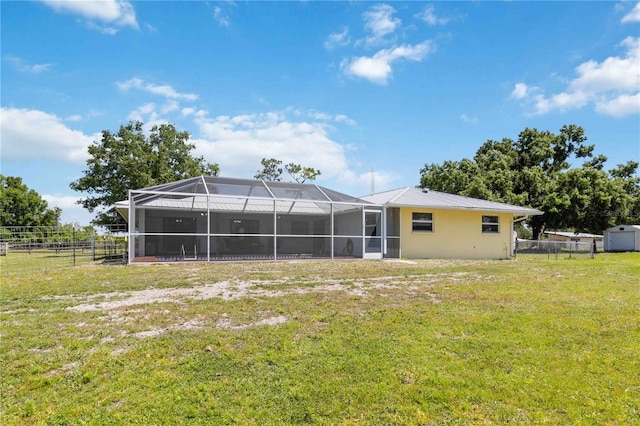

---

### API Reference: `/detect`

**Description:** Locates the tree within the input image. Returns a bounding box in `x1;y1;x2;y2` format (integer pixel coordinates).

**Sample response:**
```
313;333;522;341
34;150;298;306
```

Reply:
70;121;219;226
609;161;640;224
0;175;57;227
254;158;284;181
419;125;639;238
284;162;321;183
254;158;321;183
556;166;628;233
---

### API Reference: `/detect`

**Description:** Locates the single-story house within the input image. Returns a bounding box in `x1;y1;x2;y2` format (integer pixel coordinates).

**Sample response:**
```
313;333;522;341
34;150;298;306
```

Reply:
115;176;542;263
360;187;542;259
544;231;604;250
604;225;640;252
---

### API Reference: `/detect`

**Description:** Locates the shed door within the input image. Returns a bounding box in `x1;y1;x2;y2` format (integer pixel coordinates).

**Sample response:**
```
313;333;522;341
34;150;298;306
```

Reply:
610;232;635;251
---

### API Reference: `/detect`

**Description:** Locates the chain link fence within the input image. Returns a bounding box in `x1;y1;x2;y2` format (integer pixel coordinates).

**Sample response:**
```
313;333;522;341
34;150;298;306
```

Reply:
515;239;594;259
0;225;128;275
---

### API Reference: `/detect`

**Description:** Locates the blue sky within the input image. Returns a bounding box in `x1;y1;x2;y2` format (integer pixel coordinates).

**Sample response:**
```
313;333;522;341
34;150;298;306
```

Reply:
2;1;639;225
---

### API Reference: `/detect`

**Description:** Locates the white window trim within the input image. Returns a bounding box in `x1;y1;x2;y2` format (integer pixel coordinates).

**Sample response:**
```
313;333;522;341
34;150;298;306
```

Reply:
482;215;500;234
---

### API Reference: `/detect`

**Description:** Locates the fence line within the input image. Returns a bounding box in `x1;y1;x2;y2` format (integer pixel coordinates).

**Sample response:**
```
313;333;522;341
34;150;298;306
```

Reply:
0;226;128;275
515;239;594;259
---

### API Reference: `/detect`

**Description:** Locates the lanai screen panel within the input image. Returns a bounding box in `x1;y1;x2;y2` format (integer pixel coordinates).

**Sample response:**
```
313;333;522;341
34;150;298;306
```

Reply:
127;176;377;261
275;200;332;258
208;194;275;259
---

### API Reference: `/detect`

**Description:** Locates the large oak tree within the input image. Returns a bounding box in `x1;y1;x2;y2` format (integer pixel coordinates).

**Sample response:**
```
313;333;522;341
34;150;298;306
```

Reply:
419;125;639;238
70;121;219;226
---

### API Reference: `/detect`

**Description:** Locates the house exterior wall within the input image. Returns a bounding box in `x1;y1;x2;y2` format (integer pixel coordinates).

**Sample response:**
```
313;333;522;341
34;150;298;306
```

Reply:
399;208;513;259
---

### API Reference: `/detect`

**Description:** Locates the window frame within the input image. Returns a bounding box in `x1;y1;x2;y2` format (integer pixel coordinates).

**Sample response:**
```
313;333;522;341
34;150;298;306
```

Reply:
482;215;499;234
412;212;434;233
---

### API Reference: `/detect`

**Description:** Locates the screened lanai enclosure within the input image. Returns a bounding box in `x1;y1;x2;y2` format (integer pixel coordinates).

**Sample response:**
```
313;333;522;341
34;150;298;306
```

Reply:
116;176;400;263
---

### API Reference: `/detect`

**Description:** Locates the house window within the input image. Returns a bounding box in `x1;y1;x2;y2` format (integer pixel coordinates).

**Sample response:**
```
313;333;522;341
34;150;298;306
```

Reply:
482;215;499;234
412;212;433;232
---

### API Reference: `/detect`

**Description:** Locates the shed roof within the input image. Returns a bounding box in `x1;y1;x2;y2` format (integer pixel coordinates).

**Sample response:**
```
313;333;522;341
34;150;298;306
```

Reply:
604;225;640;231
545;231;603;239
361;187;543;216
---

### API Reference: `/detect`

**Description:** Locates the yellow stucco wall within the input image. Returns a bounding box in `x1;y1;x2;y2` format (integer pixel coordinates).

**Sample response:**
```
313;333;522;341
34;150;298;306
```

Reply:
400;208;513;259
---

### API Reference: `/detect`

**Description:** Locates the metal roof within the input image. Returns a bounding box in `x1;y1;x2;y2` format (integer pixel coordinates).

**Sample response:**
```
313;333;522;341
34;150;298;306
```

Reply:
545;231;603;238
361;187;543;216
604;225;640;231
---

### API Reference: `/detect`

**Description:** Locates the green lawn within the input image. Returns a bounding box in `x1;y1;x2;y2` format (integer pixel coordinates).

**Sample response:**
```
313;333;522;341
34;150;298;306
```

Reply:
1;254;639;425
1;246;126;274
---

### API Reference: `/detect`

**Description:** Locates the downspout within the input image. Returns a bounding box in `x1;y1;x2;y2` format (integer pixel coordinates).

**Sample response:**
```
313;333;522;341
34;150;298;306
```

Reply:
128;190;135;264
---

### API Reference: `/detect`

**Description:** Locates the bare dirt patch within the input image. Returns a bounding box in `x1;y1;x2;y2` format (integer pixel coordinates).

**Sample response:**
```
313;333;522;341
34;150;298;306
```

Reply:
63;273;460;313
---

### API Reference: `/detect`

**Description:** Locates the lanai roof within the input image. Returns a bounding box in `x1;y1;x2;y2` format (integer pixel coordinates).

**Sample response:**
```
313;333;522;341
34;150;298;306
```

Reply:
130;176;367;203
115;176;373;217
361;187;543;216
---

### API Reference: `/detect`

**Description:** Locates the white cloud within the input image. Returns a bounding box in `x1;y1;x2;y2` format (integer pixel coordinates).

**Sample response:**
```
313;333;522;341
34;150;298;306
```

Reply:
0;107;99;163
66;114;83;122
125;103;171;132
39;0;138;33
5;56;53;73
595;93;640;117
416;5;450;26
515;37;640;117
335;114;357;126
362;4;401;46
190;111;352;180
117;77;199;101
182;107;196;116
161;100;180;114
42;194;96;225
42;194;81;210
341;41;435;84
64;111;103;123
285;107;356;125
127;102;157;122
308;111;333;121
324;27;351;50
352;169;397;196
511;82;530;99
213;6;230;27
460;114;478;124
621;2;640;23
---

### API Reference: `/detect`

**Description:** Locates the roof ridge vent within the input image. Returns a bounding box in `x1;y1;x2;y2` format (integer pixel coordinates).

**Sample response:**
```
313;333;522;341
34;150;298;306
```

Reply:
422;187;429;193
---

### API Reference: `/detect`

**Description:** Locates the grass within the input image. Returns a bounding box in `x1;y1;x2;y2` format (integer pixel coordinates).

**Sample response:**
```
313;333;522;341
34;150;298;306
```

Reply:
1;246;126;275
1;254;639;424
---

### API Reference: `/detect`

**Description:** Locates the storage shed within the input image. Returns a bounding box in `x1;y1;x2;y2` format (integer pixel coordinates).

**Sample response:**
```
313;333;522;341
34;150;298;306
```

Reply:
604;225;640;252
